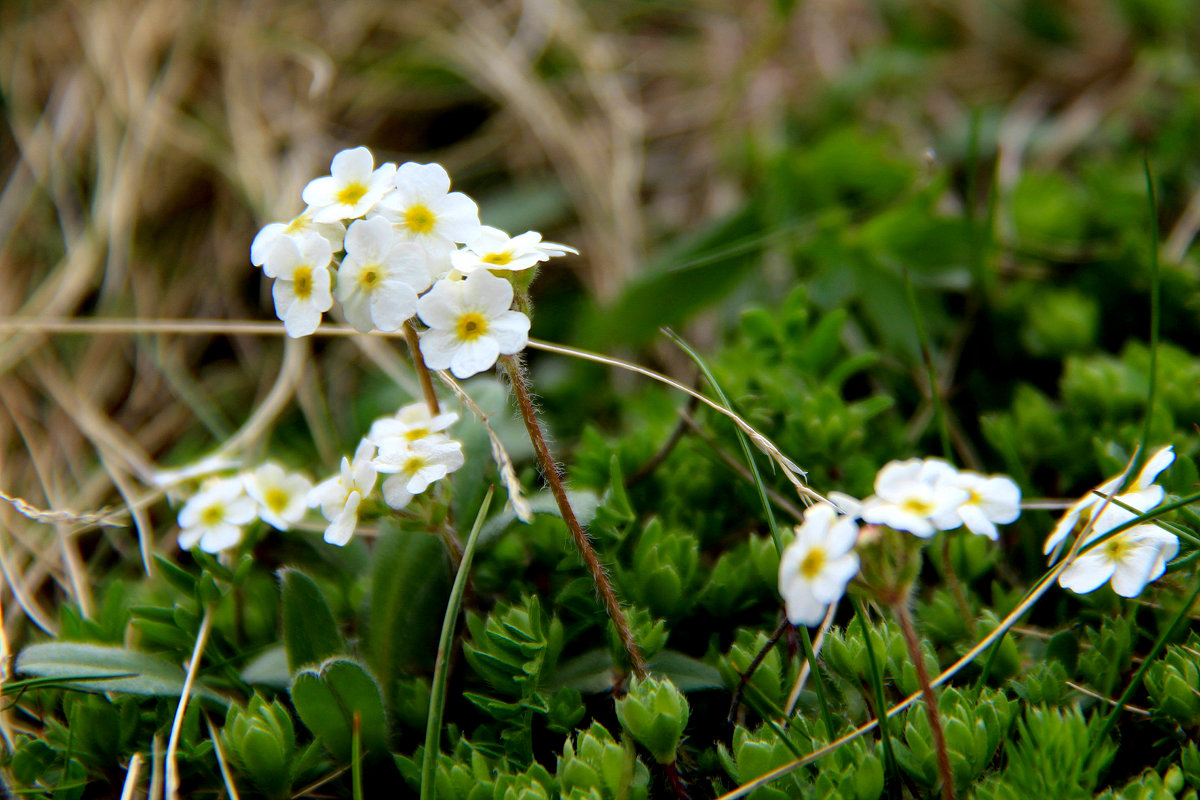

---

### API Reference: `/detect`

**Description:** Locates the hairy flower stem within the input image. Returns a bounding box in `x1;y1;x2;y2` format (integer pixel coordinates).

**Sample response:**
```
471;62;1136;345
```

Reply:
894;601;956;800
404;320;441;416
664;760;690;800
502;355;647;680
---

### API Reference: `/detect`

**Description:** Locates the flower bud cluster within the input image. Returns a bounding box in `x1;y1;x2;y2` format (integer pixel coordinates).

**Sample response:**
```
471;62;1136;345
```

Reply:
253;146;576;378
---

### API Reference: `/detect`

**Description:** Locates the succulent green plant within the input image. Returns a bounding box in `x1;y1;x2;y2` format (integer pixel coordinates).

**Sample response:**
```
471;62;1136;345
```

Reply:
615;676;691;764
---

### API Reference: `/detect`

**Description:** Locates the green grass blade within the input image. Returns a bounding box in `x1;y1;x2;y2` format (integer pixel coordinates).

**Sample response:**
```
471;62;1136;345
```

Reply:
852;597;897;790
420;486;495;800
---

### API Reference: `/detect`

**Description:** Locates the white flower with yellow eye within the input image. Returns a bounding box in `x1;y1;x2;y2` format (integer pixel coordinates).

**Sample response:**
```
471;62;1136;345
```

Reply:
778;504;860;626
375;162;480;256
266;233;333;337
251;210;344;267
336;217;431;333
1044;445;1175;559
302;147;396;223
416;271;530;379
243;463;312;532
860;458;968;538
178;477;257;553
931;470;1021;541
1058;525;1178;598
307;440;377;546
449;226;578;275
372;436;465;510
367;401;459;446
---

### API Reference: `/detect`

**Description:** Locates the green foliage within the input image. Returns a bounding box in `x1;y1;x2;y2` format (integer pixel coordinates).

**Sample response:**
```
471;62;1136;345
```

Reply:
279;568;344;674
221;694;320;799
615;676;691;764
617;519;701;619
718;628;798;716
15;641;225;702
290;657;389;763
558;722;650;800
1144;633;1200;727
823;616;939;699
718;721;883;800
892;686;1014;792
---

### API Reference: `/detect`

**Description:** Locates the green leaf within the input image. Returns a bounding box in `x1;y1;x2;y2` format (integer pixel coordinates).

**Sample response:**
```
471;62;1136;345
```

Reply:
366;526;450;689
279;568;343;674
290;657;389;762
15;642;226;704
241;645;290;689
647;650;724;691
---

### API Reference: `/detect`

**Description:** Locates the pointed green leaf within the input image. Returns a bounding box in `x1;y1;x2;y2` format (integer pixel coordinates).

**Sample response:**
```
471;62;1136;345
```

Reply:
279;568;343;674
16;642;226;704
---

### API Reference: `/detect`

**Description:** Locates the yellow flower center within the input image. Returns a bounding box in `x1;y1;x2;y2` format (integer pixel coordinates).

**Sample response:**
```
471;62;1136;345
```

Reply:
966;489;982;506
336;182;368;207
358;264;382;290
402;456;426;475
456;312;488;341
1104;535;1132;562
799;548;826;580
902;497;935;516
405;427;430;441
284;215;310;235
404;204;436;234
200;504;225;527
293;267;313;299
482;251;513;266
265;488;290;514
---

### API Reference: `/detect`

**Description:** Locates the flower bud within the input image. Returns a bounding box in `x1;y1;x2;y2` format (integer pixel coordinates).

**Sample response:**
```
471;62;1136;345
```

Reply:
615;676;690;764
221;695;297;799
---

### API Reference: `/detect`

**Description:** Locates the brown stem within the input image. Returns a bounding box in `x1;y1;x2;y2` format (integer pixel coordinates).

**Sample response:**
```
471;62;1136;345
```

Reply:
894;601;957;800
404;320;441;416
663;760;689;800
502;355;647;680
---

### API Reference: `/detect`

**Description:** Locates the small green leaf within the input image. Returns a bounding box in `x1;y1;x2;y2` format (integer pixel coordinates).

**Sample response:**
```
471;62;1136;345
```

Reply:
290;657;388;763
279;568;343;674
16;642;226;704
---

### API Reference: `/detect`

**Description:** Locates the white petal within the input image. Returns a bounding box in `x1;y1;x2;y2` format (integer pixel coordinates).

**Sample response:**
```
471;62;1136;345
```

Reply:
959;505;998;540
811;553;860;602
369;281;419;331
341;292;374;333
200;522;243;553
874;459;924;501
1058;554;1116;594
283;298;322;338
265;236;302;279
462;270;513;317
417;280;464;330
396;162;451;202
1134;445;1175;489
251;222;286;266
301;175;339;209
488;311;530;354
783;584;826;627
433;192;481;242
418;329;461;371
324;491;361;546
331;147;374;182
450;336;501;379
345;216;392;261
382;474;415;510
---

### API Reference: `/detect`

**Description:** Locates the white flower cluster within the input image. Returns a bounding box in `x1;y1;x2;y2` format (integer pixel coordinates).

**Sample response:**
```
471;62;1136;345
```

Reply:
173;402;465;552
252;147;576;379
177;464;313;553
776;457;1021;626
1047;446;1178;598
858;458;1021;540
308;401;465;546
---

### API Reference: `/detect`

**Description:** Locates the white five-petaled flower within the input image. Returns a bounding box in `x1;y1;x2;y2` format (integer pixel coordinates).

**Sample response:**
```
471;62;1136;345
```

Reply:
307;440;378;546
336;216;431;333
416;270;530;379
860;458;969;538
178;476;257;553
242;463;312;531
375;162;481;257
1058;525;1179;598
449;226;578;275
1044;445;1175;560
301;147;397;223
778;504;861;626
250;210;345;267
372;436;466;510
930;471;1021;541
266;233;334;337
367;401;459;445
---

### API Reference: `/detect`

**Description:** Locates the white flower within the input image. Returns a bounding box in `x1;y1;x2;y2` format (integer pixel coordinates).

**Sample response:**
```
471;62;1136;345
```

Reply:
860;458;968;538
178;477;257;553
301;147;397;223
266;233;334;337
367;401;459;445
307;440;378;546
375;162;481;255
242;463;312;531
251;210;345;267
930;471;1021;541
778;504;860;626
449;226;577;275
336;217;431;333
1044;445;1175;559
372;435;465;510
1058;525;1179;598
416;270;530;379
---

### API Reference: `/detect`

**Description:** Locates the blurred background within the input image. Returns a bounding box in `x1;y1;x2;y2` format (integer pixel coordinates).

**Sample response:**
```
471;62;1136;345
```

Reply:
1;0;1199;623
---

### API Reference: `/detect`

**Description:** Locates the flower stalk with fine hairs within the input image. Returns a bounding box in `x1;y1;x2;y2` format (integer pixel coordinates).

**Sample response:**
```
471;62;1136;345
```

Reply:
501;354;646;680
